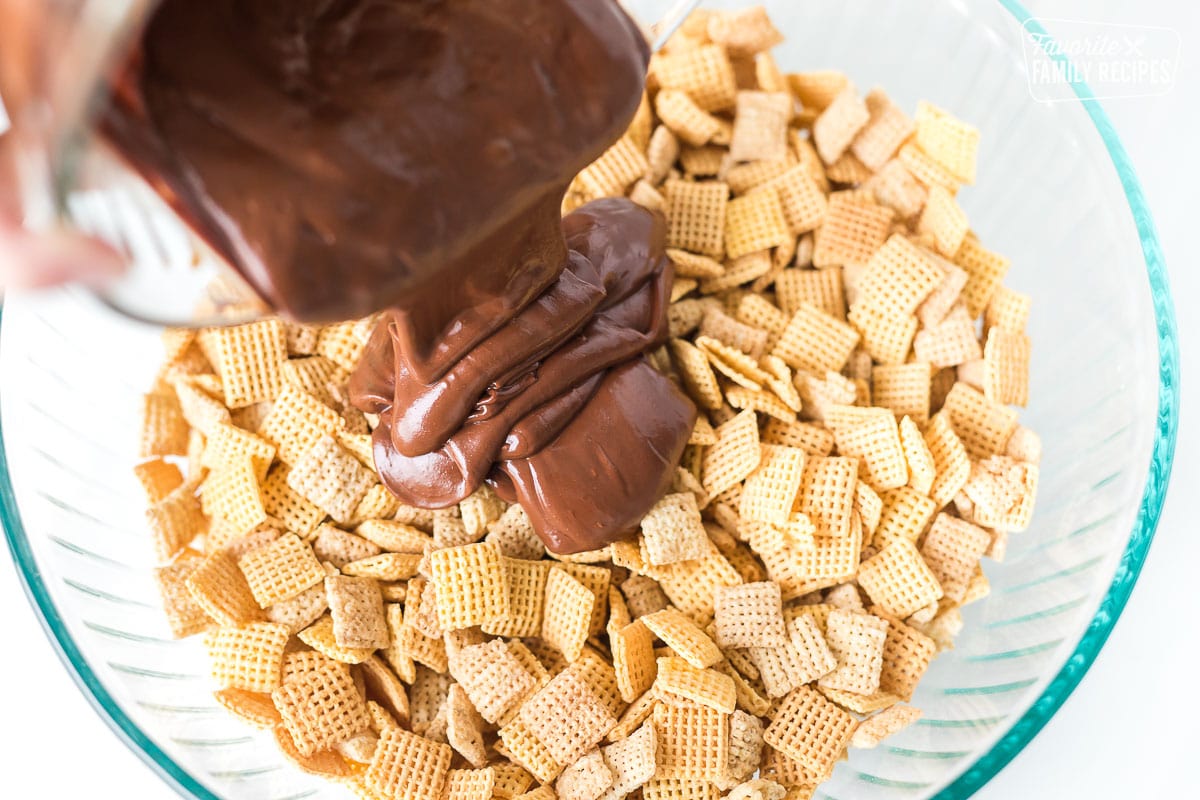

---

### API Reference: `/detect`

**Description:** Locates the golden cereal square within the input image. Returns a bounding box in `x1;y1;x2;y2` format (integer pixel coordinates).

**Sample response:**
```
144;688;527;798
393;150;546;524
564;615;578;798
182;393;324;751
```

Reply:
701;409;762;497
238;532;326;608
542;567;596;662
365;726;453;800
775;268;845;319
642;607;723;670
272;660;371;756
209;319;288;408
914;101;980;184
653;657;735;714
641;492;710;566
852;89;915;171
816;609;888;696
714;581;787;649
665;180;730;257
261;384;345;465
656;90;724;148
612;619;657;703
739;445;806;527
135;458;184;503
856;541;944;619
154;554;212;638
812;201;893;268
653;43;738;111
206;621;289;693
426;542;509;631
482;557;549;638
287;435;376;524
326;575;389;650
652;701;729;781
796;456;858;538
186;550;263;627
147;485;207;564
730;91;792;162
772;304;860;374
520;670;617;767
140;392;189;457
812;84;869;165
763;686;857;776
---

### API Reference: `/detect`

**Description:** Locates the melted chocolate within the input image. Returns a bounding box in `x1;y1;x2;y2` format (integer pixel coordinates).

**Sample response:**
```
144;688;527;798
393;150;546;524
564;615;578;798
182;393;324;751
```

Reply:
102;0;696;553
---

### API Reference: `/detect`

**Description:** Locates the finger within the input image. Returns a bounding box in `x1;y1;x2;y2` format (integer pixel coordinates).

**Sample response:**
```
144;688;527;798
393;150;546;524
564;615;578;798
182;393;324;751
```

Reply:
0;223;126;289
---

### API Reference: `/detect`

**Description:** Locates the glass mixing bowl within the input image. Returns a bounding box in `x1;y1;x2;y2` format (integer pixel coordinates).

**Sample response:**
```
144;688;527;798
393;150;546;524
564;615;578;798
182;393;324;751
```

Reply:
0;0;1179;798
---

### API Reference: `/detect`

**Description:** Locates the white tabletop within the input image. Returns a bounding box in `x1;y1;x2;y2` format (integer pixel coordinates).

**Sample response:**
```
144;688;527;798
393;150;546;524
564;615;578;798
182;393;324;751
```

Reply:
1;1;1196;797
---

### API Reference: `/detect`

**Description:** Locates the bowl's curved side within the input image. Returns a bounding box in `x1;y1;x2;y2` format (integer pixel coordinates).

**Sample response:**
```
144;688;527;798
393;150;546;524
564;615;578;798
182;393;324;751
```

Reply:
0;334;223;800
934;2;1179;797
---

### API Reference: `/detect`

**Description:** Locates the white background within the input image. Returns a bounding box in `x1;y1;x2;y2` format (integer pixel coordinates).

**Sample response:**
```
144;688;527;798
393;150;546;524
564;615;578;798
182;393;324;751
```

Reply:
1;1;1196;798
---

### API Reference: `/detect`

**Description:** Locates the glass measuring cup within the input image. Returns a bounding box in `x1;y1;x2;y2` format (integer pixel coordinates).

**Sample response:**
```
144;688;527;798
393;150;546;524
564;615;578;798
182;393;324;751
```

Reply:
0;0;701;327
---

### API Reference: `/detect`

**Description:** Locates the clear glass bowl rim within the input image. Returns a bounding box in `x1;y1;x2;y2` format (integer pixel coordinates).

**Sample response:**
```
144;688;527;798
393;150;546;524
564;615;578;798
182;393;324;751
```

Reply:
0;2;1180;798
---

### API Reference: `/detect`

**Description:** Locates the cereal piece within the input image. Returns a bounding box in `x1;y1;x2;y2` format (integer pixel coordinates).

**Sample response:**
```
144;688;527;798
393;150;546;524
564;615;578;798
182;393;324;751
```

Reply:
140;392;190;457
914;101;979;184
714;582;786;648
486;504;546;561
272;660;371;756
621;575;671;619
653;552;738;622
872;487;938;549
607;691;658;744
631;179;666;212
647;125;682;185
612;619;657;703
652;701;728;781
282;355;343;407
654;657;736;714
267;568;333;636
570;647;626;718
213;688;281;729
207;320;288;408
287;435;375;525
642;607;723;669
521;669;617;767
426;542;510;631
602;718;657;797
261;384;345;465
146;484;207;563
722;711;765;785
670;338;724;411
726;159;792;196
767;518;862;599
772;305;860;378
920;513;991;604
664;179;729;257
342;552;422;581
953;235;1011;318
641;492;710;566
763;686;857;776
657;91;724;148
913;309;981;366
917;185;969;257
295;614;374;665
775;268;844;319
445;684;488;768
493;764;536;800
817;610;888;696
856;541;944;619
206;621;289;693
579;135;650;199
762;165;827;236
535;567;594;662
310;527;379;569
706;6;784;55
829;407;909;491
557;750;613;800
738;446;805;527
730;91;791;162
200;452;267;533
364;727;453;800
483;558;549;638
759;355;803;412
787;70;848;111
897;142;962;194
851;89;914;171
186;550;263;626
983;328;1031;407
154;554;212;638
872;363;932;424
326;575;388;650
942;382;1018;459
315;317;374;372
866;159;928;220
233;528;324;610
699;251;772;294
135;459;184;504
761;418;834;456
962;455;1038;531
556;562;612;636
679;145;725;177
202;422;276;482
851;704;922;748
1005;425;1042;464
796;456;857;538
985;286;1032;335
668;248;726;280
260;466;326;537
812;85;869;165
653;44;738;111
699;309;769;359
445;768;495;800
701;410;762;497
812;201;893;269
924;412;971;507
785;613;839;685
869;607;937;701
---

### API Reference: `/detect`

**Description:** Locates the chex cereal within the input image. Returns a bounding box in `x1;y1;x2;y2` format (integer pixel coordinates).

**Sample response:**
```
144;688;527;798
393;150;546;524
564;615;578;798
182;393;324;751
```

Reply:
135;9;1043;799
